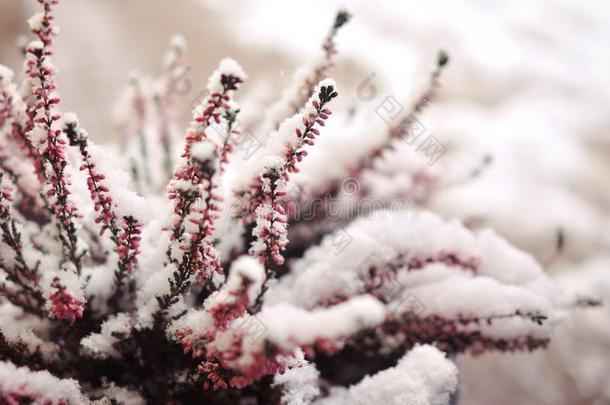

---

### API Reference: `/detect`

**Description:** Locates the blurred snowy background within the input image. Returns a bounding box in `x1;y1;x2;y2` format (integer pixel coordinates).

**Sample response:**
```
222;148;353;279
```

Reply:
1;0;609;403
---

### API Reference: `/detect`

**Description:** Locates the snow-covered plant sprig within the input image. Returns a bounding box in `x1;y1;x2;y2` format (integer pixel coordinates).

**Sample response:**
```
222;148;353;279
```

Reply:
64;115;142;306
157;35;187;180
350;50;449;178
0;173;44;315
255;10;350;143
153;59;246;316
249;81;338;273
21;0;87;324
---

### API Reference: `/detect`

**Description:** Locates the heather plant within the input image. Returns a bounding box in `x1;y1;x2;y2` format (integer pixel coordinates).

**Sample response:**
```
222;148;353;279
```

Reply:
0;1;598;404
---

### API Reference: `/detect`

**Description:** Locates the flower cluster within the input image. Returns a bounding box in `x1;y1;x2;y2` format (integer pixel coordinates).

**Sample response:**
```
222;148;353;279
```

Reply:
155;60;245;314
47;278;83;325
0;2;600;405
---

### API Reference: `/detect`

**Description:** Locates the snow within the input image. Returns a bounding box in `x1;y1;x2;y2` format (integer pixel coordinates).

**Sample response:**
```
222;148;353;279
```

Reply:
267;210;556;314
429;170;605;264
262;209;559;347
168;309;213;338
0;361;86;404
263;155;285;171
88;144;153;223
136;262;176;328
27;13;45;31
28;124;48;152
92;383;145;405
459;256;610;404
396;267;553;338
266;211;477;307
226;256;264;289
62;111;80;126
205;256;264;309
260;295;385;349
316;345;457;405
41;266;84;304
274;350;320;405
162;34;187;70
81;313;132;358
217;58;246;81
397;263;550;313
190;141;216;162
475;229;568;306
232;78;340;193
0;321;58;361
0;64;14;85
206;58;246;94
82;264;116;312
317;78;336;89
27;40;44;52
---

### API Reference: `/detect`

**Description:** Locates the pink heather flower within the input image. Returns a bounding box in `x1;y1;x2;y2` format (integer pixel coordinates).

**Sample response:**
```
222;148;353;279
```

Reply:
49;288;83;325
181;59;245;159
250;166;289;268
206;257;264;328
116;216;142;274
167;59;244;241
22;0;82;273
218;106;240;174
245;80;337;277
63;115;143;308
1;64;45;187
153;60;245;314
